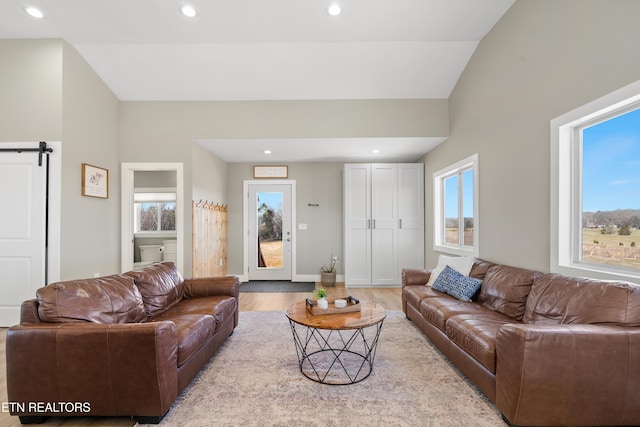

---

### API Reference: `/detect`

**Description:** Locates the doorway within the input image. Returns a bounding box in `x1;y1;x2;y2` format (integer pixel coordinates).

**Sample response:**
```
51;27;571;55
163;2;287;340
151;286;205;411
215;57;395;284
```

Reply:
121;163;184;273
0;141;61;326
244;180;296;281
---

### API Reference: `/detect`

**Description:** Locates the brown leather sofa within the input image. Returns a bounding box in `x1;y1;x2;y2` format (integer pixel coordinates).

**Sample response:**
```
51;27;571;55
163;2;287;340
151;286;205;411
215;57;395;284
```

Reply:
402;259;640;427
6;262;239;424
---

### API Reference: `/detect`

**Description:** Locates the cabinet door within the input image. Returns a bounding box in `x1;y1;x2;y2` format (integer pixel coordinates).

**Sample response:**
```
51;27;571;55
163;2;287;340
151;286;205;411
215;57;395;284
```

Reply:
343;164;371;286
398;163;424;270
371;164;398;286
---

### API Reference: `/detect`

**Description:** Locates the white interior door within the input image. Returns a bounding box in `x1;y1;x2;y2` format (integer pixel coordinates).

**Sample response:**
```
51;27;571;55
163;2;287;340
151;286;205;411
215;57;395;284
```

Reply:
0;152;46;326
398;163;424;270
344;164;372;286
248;183;292;281
371;164;398;286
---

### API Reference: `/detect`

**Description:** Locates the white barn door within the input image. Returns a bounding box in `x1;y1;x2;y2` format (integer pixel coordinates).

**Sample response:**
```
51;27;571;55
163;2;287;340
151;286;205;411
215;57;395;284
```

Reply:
0;150;47;326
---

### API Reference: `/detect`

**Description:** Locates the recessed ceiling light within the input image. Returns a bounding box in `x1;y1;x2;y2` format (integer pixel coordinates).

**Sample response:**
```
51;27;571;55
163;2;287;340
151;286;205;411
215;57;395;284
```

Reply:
264;150;272;155
25;6;44;19
372;149;380;154
327;3;342;17
180;4;197;18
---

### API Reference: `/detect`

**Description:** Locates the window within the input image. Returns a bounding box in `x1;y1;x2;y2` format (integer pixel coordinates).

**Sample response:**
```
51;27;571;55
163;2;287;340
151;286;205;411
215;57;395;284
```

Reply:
551;79;640;282
134;191;176;235
434;154;479;256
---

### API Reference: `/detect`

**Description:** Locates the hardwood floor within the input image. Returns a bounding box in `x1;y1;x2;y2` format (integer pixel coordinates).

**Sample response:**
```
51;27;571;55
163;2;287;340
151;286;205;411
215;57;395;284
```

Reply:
239;283;402;311
0;285;402;427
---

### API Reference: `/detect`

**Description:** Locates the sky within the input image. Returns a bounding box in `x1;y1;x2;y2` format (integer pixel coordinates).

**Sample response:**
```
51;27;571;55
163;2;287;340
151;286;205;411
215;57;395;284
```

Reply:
582;107;640;212
445;169;474;219
257;191;283;211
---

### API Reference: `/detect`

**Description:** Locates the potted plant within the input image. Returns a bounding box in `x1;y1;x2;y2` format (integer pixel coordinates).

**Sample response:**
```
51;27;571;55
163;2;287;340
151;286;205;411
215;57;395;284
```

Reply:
320;255;338;286
312;288;329;309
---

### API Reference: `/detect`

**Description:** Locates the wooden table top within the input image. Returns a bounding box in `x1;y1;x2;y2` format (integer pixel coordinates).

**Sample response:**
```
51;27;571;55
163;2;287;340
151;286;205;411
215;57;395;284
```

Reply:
285;300;386;330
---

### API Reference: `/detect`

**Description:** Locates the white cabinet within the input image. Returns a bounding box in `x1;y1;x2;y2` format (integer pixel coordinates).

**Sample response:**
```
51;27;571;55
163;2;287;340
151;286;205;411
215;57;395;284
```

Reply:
397;163;425;273
344;163;424;287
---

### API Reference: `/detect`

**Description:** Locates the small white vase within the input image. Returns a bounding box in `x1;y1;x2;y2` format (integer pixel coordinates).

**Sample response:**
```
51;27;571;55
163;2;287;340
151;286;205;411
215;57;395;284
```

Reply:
317;298;328;309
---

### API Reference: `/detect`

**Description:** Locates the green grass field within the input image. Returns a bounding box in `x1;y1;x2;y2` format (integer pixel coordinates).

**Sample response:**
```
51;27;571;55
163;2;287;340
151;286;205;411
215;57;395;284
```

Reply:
582;228;640;269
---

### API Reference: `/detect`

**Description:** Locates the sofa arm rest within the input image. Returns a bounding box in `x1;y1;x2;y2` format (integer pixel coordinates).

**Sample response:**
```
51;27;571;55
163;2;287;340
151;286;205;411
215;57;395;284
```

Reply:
6;321;178;418
184;276;240;299
401;268;431;288
19;299;41;324
496;323;640;427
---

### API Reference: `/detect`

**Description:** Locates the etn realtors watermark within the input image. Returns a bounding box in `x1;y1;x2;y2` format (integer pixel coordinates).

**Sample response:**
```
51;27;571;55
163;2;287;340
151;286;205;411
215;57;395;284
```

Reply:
2;401;91;413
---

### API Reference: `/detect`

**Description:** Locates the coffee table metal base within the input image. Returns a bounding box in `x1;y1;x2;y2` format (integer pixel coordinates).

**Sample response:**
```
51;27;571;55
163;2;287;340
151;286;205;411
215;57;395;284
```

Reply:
287;319;384;385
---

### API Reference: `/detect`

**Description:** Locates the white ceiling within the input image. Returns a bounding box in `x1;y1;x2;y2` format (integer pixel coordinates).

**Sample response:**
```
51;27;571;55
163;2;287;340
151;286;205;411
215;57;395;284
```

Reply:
0;0;515;162
197;137;448;163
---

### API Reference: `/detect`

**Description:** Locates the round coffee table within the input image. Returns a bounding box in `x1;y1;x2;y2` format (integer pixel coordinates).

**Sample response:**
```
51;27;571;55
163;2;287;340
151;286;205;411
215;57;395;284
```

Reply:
285;299;386;385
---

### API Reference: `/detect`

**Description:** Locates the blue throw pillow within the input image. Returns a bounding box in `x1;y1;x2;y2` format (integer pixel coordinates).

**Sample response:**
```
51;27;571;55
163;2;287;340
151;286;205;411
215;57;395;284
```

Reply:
431;265;482;302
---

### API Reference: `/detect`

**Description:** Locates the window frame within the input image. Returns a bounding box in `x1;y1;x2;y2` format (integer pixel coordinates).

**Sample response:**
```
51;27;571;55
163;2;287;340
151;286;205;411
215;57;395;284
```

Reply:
551;79;640;283
433;153;479;257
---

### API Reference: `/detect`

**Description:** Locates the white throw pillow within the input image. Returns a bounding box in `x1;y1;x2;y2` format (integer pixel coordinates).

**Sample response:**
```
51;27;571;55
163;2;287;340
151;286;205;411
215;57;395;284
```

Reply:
426;255;474;287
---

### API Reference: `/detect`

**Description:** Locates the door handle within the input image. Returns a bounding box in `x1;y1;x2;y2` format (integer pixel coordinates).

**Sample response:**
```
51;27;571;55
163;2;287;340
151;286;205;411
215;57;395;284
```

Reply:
399;219;402;229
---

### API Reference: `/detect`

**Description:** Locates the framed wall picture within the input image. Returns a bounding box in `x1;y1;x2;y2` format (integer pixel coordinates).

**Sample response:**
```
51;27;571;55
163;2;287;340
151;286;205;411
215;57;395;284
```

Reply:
253;165;288;179
82;163;109;198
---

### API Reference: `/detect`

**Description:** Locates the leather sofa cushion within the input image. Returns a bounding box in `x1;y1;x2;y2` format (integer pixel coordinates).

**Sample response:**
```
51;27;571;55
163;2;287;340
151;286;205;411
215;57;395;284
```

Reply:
37;275;146;324
524;273;640;326
469;259;498;281
150;313;215;367
478;265;543;321
125;262;185;318
446;312;515;373
159;296;237;330
419;294;491;332
403;285;441;310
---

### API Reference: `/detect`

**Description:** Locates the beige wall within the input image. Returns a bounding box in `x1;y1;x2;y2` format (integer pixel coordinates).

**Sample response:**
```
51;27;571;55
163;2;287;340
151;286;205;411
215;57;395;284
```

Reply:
226;163;344;277
423;0;640;271
9;0;636;281
192;142;227;203
120;100;447;277
0;39;120;280
0;39;63;141
61;42;120;279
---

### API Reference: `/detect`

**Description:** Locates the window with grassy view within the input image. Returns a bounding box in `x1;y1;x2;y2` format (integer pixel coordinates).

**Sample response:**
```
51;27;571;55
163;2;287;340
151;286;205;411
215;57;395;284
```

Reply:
434;154;478;256
552;79;640;281
581;107;640;270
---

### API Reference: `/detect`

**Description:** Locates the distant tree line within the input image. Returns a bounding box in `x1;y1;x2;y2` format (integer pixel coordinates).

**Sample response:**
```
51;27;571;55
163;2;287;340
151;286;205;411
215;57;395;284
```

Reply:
445;217;474;230
140;203;176;231
583;209;640;232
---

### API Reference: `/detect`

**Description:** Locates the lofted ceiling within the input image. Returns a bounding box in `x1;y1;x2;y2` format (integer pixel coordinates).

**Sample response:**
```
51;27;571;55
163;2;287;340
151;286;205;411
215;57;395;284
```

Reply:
0;0;515;162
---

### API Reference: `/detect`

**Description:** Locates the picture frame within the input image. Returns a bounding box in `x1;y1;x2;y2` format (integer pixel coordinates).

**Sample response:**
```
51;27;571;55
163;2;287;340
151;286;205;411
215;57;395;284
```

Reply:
253;165;288;179
81;163;109;198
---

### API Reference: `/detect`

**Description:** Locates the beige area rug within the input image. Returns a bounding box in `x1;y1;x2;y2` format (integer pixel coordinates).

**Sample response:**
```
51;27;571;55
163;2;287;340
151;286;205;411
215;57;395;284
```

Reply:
139;311;502;427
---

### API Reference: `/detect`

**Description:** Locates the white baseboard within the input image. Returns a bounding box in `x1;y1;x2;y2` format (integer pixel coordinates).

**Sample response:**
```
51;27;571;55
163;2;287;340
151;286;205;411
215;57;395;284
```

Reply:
344;283;402;288
294;274;345;283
